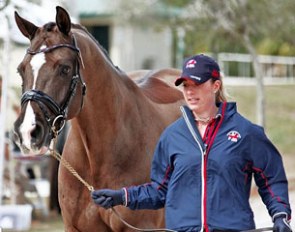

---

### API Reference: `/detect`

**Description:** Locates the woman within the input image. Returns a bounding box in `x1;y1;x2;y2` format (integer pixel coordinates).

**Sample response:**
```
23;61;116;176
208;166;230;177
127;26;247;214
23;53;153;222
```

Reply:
91;54;292;232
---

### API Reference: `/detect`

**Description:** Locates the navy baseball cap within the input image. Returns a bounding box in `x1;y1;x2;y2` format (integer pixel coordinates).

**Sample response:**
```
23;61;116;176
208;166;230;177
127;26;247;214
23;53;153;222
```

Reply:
175;54;220;86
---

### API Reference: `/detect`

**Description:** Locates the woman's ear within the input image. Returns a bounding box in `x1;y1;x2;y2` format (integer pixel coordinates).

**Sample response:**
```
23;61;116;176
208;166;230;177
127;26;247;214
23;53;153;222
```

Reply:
213;80;221;93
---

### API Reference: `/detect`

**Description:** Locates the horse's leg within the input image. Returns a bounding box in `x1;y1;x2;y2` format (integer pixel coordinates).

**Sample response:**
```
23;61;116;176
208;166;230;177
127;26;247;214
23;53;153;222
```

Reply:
58;131;114;232
59;166;113;231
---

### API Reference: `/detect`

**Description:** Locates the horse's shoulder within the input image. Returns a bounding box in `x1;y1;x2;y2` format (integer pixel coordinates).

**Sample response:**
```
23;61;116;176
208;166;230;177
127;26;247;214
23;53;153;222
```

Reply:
128;68;183;104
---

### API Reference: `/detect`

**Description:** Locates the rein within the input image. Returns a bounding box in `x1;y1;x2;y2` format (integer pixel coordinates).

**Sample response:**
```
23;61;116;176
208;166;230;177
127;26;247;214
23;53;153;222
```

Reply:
50;128;274;232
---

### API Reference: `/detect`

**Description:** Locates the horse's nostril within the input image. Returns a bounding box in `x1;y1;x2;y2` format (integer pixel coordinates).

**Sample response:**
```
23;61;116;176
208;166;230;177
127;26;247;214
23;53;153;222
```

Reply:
30;123;44;144
13;131;20;143
13;131;22;148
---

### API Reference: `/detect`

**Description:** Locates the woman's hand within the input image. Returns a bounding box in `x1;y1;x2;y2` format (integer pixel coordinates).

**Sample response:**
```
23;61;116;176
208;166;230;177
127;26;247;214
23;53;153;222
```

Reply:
91;189;124;209
273;215;292;232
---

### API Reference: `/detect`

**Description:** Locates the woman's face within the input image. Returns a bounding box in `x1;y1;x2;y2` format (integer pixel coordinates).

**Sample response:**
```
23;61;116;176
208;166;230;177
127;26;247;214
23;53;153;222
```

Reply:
182;79;220;114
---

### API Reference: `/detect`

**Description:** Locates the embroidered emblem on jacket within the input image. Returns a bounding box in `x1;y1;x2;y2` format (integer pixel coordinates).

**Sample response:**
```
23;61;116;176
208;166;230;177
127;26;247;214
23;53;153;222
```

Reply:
227;131;241;142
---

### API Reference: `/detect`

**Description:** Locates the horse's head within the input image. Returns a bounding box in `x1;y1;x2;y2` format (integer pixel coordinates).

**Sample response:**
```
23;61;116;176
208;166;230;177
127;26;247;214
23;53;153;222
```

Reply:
13;6;86;156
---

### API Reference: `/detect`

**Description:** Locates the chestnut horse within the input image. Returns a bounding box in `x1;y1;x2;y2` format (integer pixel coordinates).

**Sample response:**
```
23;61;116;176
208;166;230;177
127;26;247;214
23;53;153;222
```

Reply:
13;6;184;232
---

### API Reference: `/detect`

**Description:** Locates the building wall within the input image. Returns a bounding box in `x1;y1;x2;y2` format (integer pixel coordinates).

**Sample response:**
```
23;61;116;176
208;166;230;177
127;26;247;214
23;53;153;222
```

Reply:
77;0;173;72
111;25;172;72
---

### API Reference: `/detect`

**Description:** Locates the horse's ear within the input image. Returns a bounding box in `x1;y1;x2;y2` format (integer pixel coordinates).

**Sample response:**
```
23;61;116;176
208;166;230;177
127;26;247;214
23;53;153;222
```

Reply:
56;6;71;35
14;11;38;40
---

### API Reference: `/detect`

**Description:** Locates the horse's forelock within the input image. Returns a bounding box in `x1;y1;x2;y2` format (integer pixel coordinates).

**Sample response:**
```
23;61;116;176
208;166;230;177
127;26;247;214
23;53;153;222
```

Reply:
34;22;73;47
43;22;56;32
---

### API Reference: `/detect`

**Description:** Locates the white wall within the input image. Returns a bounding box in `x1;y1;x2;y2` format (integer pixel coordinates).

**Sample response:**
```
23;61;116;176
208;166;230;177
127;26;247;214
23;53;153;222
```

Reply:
111;25;172;72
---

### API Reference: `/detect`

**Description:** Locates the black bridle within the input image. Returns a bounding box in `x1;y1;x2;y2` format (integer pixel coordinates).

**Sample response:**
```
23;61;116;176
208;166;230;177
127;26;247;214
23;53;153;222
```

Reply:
21;36;86;137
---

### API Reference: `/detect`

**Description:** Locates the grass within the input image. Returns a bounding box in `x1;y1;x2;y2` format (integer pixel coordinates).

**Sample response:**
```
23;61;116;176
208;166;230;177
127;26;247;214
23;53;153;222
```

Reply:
227;84;295;155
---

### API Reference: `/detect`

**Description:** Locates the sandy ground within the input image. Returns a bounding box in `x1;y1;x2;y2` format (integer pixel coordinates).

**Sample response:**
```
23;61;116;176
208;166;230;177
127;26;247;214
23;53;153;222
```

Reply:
250;154;295;230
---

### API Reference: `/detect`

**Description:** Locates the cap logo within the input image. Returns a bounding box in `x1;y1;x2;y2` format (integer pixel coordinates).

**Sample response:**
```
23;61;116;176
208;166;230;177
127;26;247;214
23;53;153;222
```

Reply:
212;69;220;78
186;59;197;68
227;130;241;142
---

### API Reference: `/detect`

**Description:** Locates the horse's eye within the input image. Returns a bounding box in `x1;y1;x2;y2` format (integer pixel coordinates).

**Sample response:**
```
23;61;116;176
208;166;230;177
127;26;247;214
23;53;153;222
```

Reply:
60;65;71;76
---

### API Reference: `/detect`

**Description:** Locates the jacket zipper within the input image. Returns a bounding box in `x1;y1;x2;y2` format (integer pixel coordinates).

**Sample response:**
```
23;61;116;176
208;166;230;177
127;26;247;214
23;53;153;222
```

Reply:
181;103;226;232
203;150;208;232
181;107;206;232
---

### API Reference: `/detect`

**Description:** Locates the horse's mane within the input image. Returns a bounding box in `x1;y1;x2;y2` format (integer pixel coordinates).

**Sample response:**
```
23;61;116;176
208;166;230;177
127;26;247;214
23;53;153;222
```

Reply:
71;23;117;68
71;23;183;104
42;23;183;104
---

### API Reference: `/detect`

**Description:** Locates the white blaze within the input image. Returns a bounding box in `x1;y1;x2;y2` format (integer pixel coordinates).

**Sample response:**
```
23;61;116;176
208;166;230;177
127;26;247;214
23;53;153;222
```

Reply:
31;48;46;89
20;49;46;152
20;102;36;149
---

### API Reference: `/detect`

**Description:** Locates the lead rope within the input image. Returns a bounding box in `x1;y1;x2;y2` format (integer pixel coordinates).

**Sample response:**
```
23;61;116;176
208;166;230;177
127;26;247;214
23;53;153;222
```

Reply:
49;129;274;232
242;228;273;232
49;127;177;232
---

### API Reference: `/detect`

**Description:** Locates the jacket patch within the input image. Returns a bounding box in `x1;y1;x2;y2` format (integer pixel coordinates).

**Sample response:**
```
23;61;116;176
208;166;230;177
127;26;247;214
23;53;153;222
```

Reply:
227;130;241;142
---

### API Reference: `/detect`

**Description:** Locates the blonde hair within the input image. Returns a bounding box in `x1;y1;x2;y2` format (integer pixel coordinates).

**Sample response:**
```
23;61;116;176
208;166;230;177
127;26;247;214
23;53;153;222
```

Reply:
213;73;228;103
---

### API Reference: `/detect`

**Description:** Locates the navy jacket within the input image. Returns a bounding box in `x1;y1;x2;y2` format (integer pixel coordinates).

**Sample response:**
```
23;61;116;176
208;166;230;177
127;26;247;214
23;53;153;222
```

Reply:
125;102;291;232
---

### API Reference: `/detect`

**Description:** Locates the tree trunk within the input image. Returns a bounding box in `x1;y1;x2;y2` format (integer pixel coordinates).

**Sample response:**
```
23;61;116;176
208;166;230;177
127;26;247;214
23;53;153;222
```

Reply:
242;33;265;127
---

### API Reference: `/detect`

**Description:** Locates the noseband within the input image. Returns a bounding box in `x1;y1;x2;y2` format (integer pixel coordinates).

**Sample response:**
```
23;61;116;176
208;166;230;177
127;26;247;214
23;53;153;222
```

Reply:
21;35;86;137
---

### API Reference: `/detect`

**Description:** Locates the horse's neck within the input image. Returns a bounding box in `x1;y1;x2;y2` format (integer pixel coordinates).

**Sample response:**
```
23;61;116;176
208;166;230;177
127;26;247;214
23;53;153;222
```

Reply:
80;63;143;126
70;75;154;179
76;29;138;121
71;31;155;169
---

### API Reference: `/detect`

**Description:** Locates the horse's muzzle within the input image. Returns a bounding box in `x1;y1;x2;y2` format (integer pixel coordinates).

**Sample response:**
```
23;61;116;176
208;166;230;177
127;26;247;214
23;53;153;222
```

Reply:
13;116;51;156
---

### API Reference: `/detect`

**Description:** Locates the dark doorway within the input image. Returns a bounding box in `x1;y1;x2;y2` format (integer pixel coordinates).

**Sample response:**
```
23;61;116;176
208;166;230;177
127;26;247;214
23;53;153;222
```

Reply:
87;25;110;52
